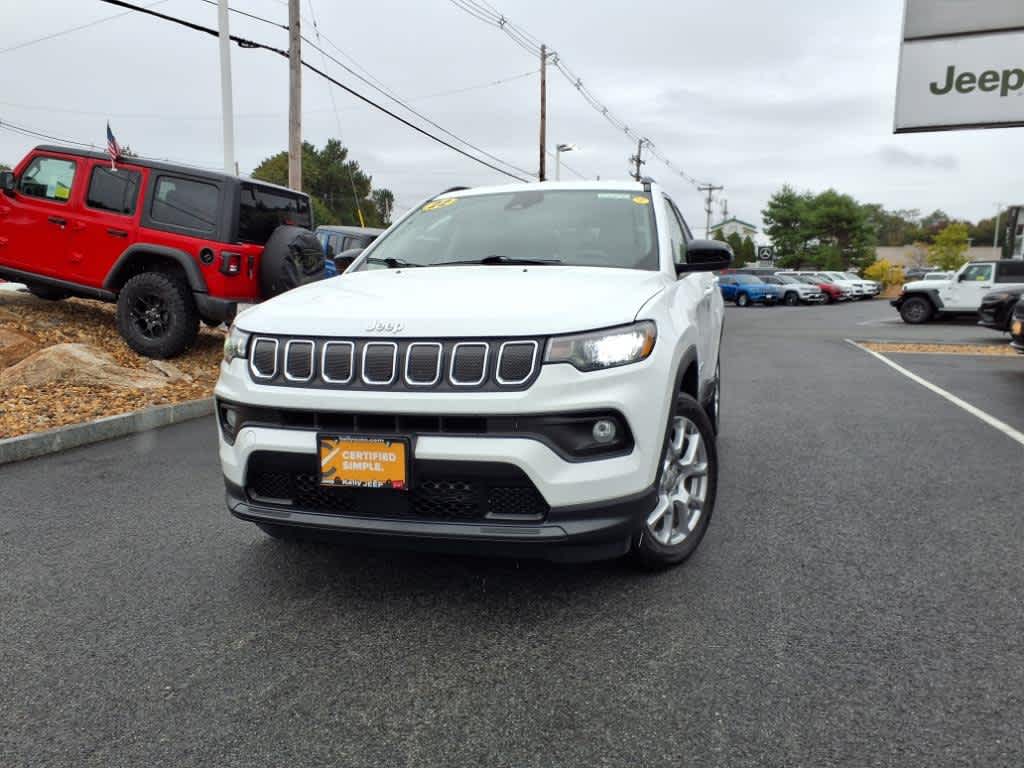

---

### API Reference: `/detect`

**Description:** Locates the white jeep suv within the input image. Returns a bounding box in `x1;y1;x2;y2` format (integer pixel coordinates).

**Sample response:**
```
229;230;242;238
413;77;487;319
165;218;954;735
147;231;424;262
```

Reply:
215;181;731;568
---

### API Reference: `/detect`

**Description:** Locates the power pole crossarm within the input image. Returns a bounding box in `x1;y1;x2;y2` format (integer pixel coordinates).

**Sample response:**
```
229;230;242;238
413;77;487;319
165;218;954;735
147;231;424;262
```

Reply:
630;138;647;181
288;0;302;191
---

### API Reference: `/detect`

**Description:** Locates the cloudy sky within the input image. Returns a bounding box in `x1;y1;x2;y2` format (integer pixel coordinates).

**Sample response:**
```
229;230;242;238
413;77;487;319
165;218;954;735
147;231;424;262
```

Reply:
2;0;1021;232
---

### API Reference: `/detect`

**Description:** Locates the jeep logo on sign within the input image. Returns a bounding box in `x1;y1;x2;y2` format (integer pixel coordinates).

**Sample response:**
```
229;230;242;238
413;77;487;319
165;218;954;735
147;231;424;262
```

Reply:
929;66;1024;97
365;320;404;333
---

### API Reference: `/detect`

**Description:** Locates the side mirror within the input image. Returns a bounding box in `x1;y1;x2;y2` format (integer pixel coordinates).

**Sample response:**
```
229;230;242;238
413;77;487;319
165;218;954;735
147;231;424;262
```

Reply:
334;247;364;273
0;171;15;195
957;273;966;282
675;239;733;275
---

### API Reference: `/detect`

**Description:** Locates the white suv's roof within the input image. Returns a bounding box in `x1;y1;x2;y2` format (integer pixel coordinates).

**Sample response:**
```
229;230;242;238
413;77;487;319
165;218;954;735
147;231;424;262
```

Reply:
437;180;651;199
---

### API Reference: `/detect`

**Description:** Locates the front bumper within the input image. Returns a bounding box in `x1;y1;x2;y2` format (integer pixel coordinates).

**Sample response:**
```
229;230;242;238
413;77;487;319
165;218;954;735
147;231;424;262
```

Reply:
226;477;655;561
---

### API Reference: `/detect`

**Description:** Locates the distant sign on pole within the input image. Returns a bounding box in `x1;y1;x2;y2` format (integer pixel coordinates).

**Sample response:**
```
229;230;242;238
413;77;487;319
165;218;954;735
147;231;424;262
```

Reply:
895;1;1024;133
757;246;775;262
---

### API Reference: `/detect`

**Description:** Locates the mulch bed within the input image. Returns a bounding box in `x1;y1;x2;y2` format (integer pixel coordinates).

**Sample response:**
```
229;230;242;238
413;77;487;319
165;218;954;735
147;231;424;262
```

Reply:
859;341;1018;357
0;289;223;439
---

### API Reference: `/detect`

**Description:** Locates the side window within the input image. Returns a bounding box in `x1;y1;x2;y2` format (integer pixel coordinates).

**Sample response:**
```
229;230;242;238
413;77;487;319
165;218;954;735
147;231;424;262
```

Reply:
152;176;219;232
237;182;312;244
18;156;76;203
663;198;687;265
961;264;993;282
87;166;141;215
330;235;344;253
995;260;1024;282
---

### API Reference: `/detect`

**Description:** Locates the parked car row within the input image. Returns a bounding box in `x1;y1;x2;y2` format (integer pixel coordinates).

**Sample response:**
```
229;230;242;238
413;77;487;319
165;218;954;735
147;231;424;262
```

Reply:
716;267;880;307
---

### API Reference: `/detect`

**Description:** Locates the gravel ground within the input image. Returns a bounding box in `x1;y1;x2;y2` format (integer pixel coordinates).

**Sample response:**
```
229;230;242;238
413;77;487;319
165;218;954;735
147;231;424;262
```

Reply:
860;341;1017;356
0;290;222;439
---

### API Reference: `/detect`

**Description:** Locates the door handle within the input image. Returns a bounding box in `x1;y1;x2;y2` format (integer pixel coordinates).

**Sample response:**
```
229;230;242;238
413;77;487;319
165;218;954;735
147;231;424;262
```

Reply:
107;228;128;238
47;216;66;228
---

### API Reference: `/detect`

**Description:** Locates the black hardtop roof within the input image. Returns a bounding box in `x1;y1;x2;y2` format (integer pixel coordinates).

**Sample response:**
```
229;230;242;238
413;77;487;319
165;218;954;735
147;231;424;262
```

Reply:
32;145;306;198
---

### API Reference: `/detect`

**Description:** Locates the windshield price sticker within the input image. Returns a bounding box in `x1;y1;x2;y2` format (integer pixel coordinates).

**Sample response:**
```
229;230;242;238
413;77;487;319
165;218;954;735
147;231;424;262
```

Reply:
423;198;457;212
632;196;650;205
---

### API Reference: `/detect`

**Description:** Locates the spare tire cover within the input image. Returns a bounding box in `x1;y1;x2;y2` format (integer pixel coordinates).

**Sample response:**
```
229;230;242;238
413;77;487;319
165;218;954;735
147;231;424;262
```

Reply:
259;225;326;299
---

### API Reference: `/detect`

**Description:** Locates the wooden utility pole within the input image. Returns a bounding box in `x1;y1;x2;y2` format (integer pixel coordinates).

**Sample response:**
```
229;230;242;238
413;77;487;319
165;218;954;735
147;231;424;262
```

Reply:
288;0;302;191
698;183;724;238
630;137;647;181
538;44;547;181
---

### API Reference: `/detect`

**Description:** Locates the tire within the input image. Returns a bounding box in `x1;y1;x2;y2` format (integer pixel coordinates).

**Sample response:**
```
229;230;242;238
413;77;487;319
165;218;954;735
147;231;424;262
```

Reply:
735;292;749;307
899;295;934;325
27;284;70;301
631;392;718;570
783;292;799;307
116;271;199;358
707;358;721;435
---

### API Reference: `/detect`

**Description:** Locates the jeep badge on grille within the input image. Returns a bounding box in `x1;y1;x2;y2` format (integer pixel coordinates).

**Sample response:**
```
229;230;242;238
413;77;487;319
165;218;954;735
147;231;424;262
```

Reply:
365;321;405;333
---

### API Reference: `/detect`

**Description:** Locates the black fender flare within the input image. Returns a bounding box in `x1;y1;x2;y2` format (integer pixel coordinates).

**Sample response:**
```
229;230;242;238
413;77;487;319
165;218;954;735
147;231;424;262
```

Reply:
103;244;208;294
672;345;700;401
897;288;944;310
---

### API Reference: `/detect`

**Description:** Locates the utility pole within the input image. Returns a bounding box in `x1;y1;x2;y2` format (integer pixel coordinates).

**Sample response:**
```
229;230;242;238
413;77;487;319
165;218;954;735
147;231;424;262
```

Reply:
288;0;302;191
994;202;1003;251
630;137;647;181
538;44;548;181
698;183;723;238
217;0;235;175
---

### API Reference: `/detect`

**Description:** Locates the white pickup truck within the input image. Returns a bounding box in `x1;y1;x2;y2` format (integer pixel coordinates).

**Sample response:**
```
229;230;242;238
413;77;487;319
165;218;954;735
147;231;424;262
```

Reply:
891;260;1024;323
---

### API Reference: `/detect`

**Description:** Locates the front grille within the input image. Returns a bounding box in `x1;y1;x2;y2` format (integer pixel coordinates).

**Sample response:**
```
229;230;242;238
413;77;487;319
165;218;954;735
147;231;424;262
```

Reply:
497;341;538;384
245;453;549;522
246;336;542;391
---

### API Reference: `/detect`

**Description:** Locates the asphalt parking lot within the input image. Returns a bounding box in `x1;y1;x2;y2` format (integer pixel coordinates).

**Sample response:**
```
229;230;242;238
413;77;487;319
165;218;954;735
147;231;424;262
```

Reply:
2;300;1022;767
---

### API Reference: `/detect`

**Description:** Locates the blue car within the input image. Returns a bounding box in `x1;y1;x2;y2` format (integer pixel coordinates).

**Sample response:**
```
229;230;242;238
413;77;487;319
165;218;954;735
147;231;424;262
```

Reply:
717;274;781;307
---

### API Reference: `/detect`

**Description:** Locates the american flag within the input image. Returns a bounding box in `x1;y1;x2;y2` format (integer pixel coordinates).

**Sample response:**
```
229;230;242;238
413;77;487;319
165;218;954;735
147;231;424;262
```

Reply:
106;122;121;164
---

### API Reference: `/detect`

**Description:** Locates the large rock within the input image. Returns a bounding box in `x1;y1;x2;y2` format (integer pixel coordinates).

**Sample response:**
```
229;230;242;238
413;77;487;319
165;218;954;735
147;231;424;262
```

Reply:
0;328;38;369
0;343;169;390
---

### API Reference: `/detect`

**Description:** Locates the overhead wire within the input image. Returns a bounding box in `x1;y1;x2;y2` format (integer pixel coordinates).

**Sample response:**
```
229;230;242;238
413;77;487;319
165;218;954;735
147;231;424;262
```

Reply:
194;0;536;180
447;0;711;188
0;0;169;55
93;0;532;182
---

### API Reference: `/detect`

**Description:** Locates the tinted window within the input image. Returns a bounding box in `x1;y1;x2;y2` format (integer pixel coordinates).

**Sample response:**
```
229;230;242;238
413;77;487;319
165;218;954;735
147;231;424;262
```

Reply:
362;189;658;271
664;199;687;265
735;275;761;284
719;276;735;284
18;156;76;202
996;261;1024;282
238;183;312;244
152;176;218;232
87;166;141;215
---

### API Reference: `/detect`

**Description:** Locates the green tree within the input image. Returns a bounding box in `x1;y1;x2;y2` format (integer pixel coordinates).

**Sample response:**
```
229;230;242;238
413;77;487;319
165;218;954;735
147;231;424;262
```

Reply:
713;229;728;243
0;163;10;171
968;216;998;247
252;139;392;227
928;222;970;270
740;236;755;265
372;188;395;226
810;189;875;270
725;232;744;265
762;185;812;267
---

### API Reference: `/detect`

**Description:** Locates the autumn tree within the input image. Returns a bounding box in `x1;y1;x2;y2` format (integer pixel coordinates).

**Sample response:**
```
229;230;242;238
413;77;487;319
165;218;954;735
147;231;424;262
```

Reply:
928;222;970;271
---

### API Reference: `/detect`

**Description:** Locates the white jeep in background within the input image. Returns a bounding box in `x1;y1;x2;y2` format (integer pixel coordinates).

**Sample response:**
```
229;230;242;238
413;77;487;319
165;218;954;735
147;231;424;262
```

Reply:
892;260;1024;323
215;180;732;569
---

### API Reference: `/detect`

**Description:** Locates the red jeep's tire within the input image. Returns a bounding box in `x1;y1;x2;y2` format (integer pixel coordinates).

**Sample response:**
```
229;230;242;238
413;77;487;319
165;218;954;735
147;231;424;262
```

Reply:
116;271;199;359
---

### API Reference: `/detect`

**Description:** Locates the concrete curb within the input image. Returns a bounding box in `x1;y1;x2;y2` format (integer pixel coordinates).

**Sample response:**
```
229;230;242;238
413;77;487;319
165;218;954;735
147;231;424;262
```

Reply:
0;398;214;466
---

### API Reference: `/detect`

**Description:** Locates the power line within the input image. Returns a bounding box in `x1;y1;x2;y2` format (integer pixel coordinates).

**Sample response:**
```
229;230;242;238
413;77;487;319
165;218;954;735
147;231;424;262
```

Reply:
196;0;535;179
0;0;169;55
94;0;531;182
447;0;713;189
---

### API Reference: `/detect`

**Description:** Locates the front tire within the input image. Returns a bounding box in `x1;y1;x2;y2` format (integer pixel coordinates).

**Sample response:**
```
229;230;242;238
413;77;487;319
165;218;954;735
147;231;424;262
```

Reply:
735;292;749;307
899;295;934;324
116;271;199;358
783;292;799;307
631;392;717;570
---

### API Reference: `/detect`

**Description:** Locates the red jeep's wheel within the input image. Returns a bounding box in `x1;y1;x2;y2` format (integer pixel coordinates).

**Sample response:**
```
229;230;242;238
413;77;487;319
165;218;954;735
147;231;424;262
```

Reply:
116;271;199;358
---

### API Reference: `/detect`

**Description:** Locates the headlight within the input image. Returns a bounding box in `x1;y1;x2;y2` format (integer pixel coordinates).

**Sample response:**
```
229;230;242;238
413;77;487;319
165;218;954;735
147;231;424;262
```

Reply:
223;326;251;363
545;321;656;372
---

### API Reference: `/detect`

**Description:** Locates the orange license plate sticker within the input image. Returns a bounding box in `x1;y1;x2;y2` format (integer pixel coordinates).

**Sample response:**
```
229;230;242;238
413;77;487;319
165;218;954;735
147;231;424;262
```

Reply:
319;437;409;490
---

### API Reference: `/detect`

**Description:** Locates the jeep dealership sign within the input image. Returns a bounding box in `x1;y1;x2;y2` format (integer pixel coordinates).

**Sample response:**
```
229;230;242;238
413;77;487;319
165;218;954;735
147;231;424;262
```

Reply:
894;1;1024;132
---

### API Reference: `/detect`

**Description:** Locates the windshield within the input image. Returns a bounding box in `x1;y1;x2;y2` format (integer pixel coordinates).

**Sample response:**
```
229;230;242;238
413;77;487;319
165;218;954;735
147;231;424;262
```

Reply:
842;273;861;280
776;275;799;284
359;189;658;270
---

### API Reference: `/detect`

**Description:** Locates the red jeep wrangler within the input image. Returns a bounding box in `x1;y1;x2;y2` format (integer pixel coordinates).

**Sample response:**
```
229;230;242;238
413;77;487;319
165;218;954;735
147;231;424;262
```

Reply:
0;145;317;358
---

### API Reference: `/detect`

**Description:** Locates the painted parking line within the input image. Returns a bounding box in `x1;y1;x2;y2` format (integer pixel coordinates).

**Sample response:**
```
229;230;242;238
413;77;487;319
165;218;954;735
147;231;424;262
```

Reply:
845;339;1024;448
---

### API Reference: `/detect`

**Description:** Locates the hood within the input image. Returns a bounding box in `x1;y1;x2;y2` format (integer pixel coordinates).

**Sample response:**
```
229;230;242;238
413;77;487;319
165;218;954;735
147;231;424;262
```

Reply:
903;278;950;291
235;266;669;337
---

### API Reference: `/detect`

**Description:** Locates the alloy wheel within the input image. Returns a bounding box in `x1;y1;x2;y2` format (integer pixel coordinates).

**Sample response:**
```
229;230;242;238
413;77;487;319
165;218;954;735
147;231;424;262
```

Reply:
130;294;170;339
647;416;709;546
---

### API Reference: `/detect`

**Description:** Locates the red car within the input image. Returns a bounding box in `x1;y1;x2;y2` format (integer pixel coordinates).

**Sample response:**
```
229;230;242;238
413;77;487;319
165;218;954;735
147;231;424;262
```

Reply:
789;274;844;303
0;145;317;357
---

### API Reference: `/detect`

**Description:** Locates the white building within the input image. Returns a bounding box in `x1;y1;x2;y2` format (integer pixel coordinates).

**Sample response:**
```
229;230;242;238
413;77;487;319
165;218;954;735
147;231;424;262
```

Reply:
709;217;758;241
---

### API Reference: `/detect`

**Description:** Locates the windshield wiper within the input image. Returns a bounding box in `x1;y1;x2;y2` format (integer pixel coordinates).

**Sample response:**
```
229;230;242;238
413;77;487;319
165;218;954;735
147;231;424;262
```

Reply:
432;255;563;266
364;257;422;269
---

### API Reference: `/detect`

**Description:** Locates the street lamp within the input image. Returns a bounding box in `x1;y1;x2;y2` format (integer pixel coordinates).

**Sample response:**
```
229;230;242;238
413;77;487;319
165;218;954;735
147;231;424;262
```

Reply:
555;143;576;181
